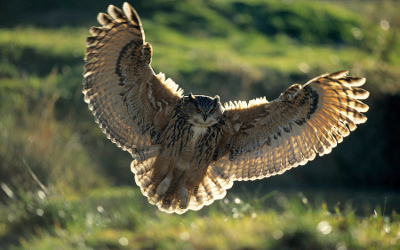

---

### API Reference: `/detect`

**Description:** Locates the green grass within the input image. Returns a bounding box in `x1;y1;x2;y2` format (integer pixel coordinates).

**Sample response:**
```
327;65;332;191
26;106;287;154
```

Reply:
1;186;399;250
0;27;87;57
0;22;391;76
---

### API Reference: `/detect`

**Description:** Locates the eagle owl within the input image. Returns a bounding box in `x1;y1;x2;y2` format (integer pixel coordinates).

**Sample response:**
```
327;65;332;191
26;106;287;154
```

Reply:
83;3;369;214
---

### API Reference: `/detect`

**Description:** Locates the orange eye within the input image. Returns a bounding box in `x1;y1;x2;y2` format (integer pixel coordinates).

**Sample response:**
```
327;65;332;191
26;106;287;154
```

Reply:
195;108;201;113
210;109;215;114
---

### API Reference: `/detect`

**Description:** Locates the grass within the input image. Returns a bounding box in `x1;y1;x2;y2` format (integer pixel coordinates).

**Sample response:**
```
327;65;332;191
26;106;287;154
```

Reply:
1;186;399;250
0;27;86;58
0;69;107;198
0;20;391;75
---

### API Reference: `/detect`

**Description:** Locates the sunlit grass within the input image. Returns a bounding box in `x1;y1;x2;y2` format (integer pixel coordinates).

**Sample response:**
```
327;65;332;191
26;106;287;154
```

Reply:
2;186;399;250
143;21;385;76
0;69;107;198
0;20;395;79
0;27;87;59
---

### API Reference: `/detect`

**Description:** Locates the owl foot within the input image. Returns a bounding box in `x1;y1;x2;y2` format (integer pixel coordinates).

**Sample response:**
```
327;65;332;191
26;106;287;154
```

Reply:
177;186;189;209
156;176;172;196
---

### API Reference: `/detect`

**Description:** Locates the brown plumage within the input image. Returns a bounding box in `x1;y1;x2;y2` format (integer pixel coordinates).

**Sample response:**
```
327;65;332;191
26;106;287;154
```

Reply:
83;3;369;214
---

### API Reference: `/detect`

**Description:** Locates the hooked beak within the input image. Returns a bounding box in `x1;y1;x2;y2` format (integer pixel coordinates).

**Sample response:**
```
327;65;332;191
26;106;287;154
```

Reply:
203;114;208;122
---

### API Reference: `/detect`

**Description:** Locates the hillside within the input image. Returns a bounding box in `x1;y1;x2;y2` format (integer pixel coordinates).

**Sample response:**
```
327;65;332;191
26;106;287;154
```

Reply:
1;0;400;249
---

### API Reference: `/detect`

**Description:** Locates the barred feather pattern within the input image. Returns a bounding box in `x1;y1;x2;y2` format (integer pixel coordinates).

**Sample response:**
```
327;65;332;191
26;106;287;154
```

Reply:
214;71;369;181
130;105;230;214
82;3;182;156
137;165;234;214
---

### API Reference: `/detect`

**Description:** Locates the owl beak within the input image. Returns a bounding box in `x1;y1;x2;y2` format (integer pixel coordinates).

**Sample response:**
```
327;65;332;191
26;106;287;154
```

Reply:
203;114;208;122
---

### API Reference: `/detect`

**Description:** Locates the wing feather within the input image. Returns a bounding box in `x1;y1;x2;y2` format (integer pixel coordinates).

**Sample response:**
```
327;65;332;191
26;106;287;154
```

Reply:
214;71;369;181
83;3;183;156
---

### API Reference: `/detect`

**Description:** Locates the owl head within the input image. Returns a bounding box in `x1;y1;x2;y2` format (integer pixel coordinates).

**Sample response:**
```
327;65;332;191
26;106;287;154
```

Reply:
184;93;223;126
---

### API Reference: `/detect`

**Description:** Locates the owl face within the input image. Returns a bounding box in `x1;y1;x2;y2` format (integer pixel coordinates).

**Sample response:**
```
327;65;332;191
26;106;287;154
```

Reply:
185;93;223;127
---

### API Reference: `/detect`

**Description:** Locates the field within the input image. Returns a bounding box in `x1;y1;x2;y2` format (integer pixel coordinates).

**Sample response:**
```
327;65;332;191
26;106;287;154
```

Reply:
1;0;400;249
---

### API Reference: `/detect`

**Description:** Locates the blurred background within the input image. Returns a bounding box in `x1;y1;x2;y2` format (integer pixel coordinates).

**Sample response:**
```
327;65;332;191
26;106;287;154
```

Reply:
1;0;399;249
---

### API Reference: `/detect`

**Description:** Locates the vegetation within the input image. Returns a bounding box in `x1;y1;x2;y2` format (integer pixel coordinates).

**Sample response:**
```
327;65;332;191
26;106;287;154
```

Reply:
1;0;400;249
2;187;400;249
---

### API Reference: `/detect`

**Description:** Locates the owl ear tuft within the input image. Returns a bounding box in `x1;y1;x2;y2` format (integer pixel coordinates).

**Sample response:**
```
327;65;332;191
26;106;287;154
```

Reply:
189;93;196;101
213;95;220;103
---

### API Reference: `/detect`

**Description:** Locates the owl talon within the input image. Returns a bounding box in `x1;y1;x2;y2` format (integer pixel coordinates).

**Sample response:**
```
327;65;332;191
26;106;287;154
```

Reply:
177;186;189;209
156;177;172;196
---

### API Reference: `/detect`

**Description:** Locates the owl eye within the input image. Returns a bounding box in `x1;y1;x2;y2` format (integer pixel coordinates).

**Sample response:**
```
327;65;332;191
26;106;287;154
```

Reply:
210;109;215;114
195;108;201;113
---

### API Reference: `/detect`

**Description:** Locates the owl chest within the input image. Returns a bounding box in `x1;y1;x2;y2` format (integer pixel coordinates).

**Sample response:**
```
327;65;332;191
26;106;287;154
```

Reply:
191;126;208;143
160;122;219;170
174;126;207;170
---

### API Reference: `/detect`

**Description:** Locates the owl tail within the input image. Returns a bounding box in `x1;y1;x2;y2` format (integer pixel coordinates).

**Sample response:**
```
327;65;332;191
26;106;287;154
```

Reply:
130;146;160;196
186;165;234;212
132;157;234;214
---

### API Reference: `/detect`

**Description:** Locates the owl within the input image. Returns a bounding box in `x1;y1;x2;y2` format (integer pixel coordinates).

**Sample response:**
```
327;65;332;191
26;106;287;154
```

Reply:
83;3;369;214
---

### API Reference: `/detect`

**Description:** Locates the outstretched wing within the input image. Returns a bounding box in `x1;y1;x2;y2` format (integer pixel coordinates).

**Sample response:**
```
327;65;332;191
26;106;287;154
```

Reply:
83;3;183;158
213;71;369;180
